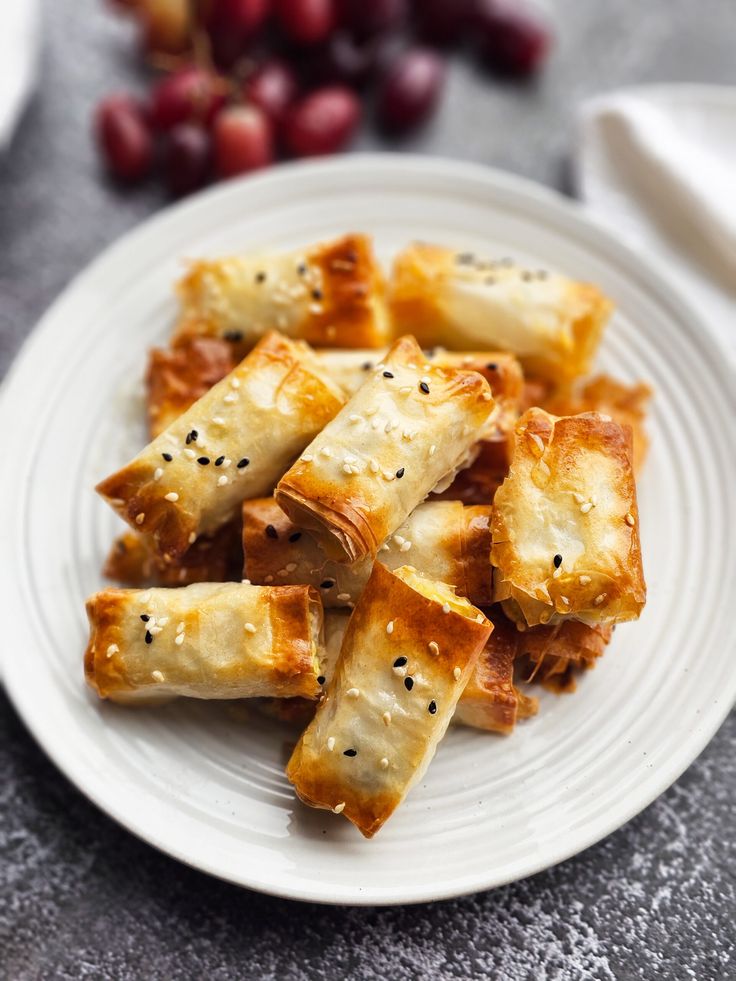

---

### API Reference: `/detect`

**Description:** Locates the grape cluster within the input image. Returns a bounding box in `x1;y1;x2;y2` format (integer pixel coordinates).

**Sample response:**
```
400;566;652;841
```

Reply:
96;0;552;195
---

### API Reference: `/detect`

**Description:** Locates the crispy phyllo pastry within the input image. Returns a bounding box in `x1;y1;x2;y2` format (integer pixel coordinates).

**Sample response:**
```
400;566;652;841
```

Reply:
544;375;653;474
103;521;242;587
146;337;235;439
242;498;493;608
97;331;345;562
173;233;390;353
84;582;323;704
275;335;494;563
492;408;646;627
286;564;492;837
429;439;511;505
518;620;613;693
453;616;538;734
389;242;612;382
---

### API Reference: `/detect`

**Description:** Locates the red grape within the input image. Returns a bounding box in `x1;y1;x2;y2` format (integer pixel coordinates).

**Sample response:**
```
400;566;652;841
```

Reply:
413;0;471;45
207;0;271;68
281;85;360;157
274;0;336;46
150;67;226;131
163;124;211;196
377;48;445;133
243;59;299;123
338;0;405;38
213;105;275;177
300;31;378;88
474;0;551;76
95;94;153;183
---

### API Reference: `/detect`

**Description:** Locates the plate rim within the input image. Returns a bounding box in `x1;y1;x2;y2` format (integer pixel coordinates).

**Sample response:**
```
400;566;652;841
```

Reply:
2;153;735;906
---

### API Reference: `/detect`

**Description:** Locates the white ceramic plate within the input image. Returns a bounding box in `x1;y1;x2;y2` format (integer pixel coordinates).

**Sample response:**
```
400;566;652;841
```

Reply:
1;155;734;906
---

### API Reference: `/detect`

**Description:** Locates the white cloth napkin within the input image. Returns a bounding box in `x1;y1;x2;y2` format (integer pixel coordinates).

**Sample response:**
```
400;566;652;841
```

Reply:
0;0;40;151
575;84;736;363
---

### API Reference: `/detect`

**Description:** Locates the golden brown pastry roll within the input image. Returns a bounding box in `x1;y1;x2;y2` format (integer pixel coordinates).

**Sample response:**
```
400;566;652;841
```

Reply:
84;582;323;704
242;498;493;608
173;233;389;352
389;242;612;382
429;439;511;505
275;335;494;563
146;337;235;439
286;564;492;837
103;521;242;588
492;408;646;627
518;620;613;693
97;331;345;562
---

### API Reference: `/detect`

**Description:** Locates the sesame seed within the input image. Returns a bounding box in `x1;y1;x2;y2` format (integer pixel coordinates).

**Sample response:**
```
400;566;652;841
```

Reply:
560;596;569;605
197;456;210;466
429;445;436;456
327;737;335;751
428;700;437;714
344;454;357;464
230;377;240;389
482;391;492;401
399;386;412;395
152;670;164;682
380;757;389;769
393;665;407;677
343;748;357;757
265;524;278;539
149;625;163;636
404;676;414;691
164;492;179;502
320;579;335;589
442;603;450;614
386;620;394;635
183;448;196;460
393;656;407;667
369;459;380;473
365;405;378;416
175;634;184;646
135;513;145;525
419;381;430;394
106;644;118;658
153;467;163;481
140;614;150;622
580;502;594;514
579;575;591;585
395;468;405;479
553;554;562;568
475;613;484;623
594;593;607;606
244;622;256;633
626;512;636;526
385;420;395;434
311;288;322;300
289;532;302;543
212;416;225;426
573;492;585;504
336;592;351;602
297;262;307;276
383;470;395;481
286;562;297;572
552;566;562;579
320;446;332;457
428;641;439;656
162;452;173;462
255;271;266;283
333;802;345;813
301;454;313;463
217;475;228;486
176;622;185;633
486;362;498;371
361;361;374;371
223;393;237;404
349;414;362;424
343;464;354;475
224;330;243;342
400;541;412;552
213;456;224;466
237;458;250;468
453;667;461;681
317;676;325;685
185;430;198;444
382;711;392;725
383;371;394;378
347;688;360;698
188;532;197;544
145;630;153;644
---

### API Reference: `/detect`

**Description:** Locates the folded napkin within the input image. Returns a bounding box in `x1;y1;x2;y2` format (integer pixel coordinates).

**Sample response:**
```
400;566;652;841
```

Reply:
575;85;736;362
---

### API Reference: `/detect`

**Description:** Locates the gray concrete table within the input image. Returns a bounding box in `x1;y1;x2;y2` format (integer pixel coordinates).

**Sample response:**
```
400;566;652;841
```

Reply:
1;1;734;978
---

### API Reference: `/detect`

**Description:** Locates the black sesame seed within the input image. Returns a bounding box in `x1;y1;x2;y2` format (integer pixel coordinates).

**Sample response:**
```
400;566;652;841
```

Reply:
383;371;394;379
553;554;563;568
140;614;150;622
428;700;437;715
185;429;198;445
255;271;266;283
486;362;498;372
288;532;302;543
197;457;210;466
265;524;278;540
317;676;326;685
145;630;153;645
311;288;323;300
224;330;244;342
419;381;430;394
297;262;307;276
162;452;173;462
395;467;405;479
214;456;225;467
361;361;374;371
404;676;414;691
343;748;357;757
393;656;408;668
320;579;335;589
237;458;250;469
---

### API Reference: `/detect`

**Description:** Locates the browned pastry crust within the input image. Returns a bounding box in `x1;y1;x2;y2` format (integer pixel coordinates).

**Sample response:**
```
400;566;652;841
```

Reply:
286;563;492;837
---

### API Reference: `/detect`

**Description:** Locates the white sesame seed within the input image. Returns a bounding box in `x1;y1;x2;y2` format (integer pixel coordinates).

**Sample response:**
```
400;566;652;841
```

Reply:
178;568;187;581
244;622;256;633
152;670;164;682
343;464;354;475
591;495;598;506
184;448;196;459
174;634;184;646
552;566;562;579
188;532;196;544
429;445;436;456
301;454;313;463
384;420;394;434
230;377;240;389
106;644;118;658
135;512;145;525
327;737;335;751
164;492;179;502
382;711;392;725
158;617;169;626
212;416;225;426
149;625;163;636
217;475;228;486
369;459;380;473
442;603;451;614
386;620;394;635
394;535;406;546
320;446;332;458
365;405;378;417
594;593;607;606
400;541;412;552
344;454;357;464
573;492;585;504
223;393;237;404
176;621;185;633
241;579;251;585
379;757;389;769
336;593;351;602
453;667;462;681
475;613;484;624
153;468;163;481
286;562;297;572
383;470;396;481
625;512;636;526
579;575;591;585
580;502;593;514
560;596;570;605
420;376;431;386
482;391;492;401
428;641;439;656
333;802;345;814
349;414;362;424
393;665;407;677
371;418;381;430
347;688;360;698
528;432;545;454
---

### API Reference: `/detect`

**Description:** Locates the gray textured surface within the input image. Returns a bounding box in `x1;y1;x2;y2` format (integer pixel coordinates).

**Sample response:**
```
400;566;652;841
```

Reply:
1;1;735;978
